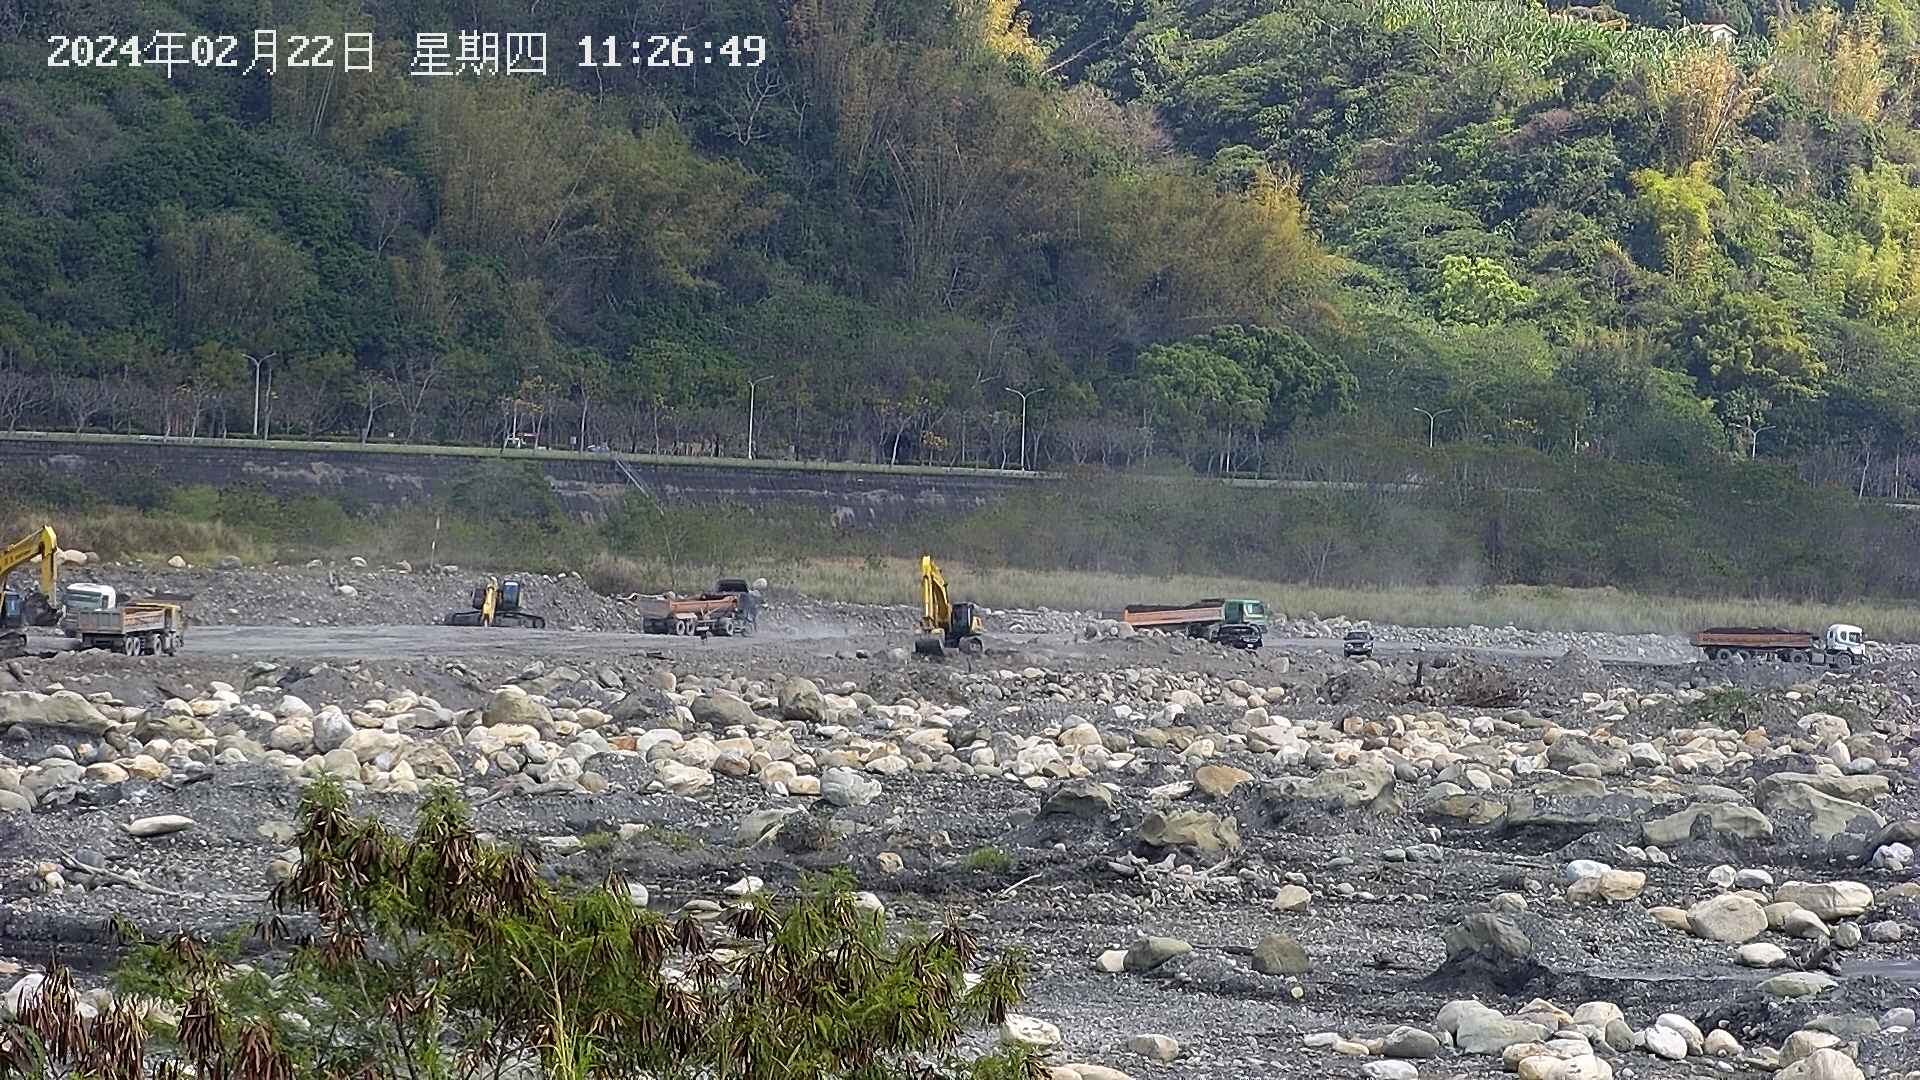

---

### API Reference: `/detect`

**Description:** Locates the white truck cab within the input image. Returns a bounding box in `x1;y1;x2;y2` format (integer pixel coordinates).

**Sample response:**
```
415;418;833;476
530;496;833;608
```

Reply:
60;583;118;637
63;583;118;611
1824;623;1866;658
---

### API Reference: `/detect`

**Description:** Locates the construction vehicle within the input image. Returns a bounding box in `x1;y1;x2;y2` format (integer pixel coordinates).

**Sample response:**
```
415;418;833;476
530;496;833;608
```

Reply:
1;526;64;659
70;602;186;656
1118;598;1267;650
59;582;118;637
444;577;548;628
637;579;761;637
916;555;983;656
1691;624;1866;666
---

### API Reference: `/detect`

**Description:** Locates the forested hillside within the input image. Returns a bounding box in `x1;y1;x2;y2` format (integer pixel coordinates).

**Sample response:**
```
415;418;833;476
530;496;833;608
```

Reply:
1;0;1918;500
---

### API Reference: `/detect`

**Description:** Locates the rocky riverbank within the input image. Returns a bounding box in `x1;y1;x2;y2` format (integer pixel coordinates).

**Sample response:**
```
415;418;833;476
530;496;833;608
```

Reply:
2;607;1917;1079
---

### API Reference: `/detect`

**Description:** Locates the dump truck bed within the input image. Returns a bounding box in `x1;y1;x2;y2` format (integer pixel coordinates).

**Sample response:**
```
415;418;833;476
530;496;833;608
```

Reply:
634;594;740;620
71;604;182;635
1119;603;1226;628
1690;627;1817;649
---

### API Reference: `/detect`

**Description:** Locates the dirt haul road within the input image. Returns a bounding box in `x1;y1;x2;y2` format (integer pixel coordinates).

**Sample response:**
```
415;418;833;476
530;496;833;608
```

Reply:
20;624;1691;666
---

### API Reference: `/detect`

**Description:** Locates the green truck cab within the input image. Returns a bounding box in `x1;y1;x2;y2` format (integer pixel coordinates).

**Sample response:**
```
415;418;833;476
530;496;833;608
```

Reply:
1212;598;1267;649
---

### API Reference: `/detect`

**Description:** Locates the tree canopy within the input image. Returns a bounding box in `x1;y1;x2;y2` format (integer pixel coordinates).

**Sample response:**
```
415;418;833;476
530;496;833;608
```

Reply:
0;0;1915;498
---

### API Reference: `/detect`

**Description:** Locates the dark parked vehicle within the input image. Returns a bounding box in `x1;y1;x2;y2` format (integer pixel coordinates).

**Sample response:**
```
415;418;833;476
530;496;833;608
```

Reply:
1343;628;1375;658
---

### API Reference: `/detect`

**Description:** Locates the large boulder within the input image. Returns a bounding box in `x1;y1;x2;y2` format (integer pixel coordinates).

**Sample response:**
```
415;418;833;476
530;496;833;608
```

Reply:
1040;779;1114;819
1122;936;1192;973
1760;784;1885;842
690;692;759;730
1546;734;1629;776
1136;809;1240;854
483;687;551;727
820;766;881;808
653;762;714;794
1643;803;1774;846
312;706;356;753
1775;1048;1864;1080
1251;933;1310;975
1754;772;1889;807
1433;914;1547;993
1436;1000;1550;1055
1193;764;1253;799
1772;881;1873;920
1260;760;1396;828
0;691;112;734
1687;894;1767;943
777;677;828;723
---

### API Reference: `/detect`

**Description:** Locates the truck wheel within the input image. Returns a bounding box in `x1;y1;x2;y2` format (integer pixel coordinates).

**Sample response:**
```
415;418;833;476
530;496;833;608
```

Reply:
121;636;140;656
1711;648;1732;661
163;633;179;656
1789;650;1810;664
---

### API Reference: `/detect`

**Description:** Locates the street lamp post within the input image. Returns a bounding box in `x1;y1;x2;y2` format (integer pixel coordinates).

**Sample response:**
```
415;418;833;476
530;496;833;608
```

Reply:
746;375;775;460
1413;407;1454;449
1004;386;1046;471
245;352;277;438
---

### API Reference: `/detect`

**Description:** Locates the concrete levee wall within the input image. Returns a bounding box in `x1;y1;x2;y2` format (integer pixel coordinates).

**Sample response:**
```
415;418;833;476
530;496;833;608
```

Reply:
0;434;1050;521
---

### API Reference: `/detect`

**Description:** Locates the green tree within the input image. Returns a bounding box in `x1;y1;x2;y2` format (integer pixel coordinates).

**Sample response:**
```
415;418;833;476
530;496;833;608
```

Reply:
1433;255;1538;324
1681;291;1827;401
153;210;315;358
20;782;1041;1080
1630;162;1722;284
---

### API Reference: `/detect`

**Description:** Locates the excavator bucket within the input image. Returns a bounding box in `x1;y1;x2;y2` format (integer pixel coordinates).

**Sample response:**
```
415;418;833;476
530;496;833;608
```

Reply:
20;592;61;627
914;634;947;656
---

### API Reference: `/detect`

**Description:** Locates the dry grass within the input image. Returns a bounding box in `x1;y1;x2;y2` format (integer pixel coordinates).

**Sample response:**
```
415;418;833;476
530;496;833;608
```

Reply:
18;506;1920;642
0;505;271;566
705;556;1920;641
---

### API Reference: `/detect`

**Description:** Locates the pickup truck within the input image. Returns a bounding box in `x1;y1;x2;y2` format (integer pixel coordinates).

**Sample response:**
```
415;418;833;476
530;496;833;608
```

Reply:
70;602;186;656
637;578;762;638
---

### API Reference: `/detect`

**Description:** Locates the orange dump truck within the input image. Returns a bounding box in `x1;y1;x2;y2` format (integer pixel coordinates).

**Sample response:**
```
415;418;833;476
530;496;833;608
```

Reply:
636;579;762;637
1118;598;1266;649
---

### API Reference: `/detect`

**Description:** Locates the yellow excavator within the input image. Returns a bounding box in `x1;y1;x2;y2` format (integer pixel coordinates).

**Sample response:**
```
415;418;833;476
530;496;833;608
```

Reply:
443;576;547;628
916;554;983;656
2;526;64;658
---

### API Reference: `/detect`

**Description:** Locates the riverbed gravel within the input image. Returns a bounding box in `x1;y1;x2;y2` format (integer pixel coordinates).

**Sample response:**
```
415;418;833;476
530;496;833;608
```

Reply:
3;564;1918;1079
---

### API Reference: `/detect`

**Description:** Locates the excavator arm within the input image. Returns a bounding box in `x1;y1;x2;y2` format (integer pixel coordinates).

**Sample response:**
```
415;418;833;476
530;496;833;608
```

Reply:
919;555;949;635
2;527;63;656
0;526;59;601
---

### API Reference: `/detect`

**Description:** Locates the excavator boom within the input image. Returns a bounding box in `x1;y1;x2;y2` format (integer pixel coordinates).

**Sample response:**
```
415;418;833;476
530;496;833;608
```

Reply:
0;526;59;600
919;555;949;634
1;526;63;657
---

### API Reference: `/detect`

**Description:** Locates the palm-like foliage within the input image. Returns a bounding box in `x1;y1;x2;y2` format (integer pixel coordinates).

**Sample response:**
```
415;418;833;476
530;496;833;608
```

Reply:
3;780;1041;1080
